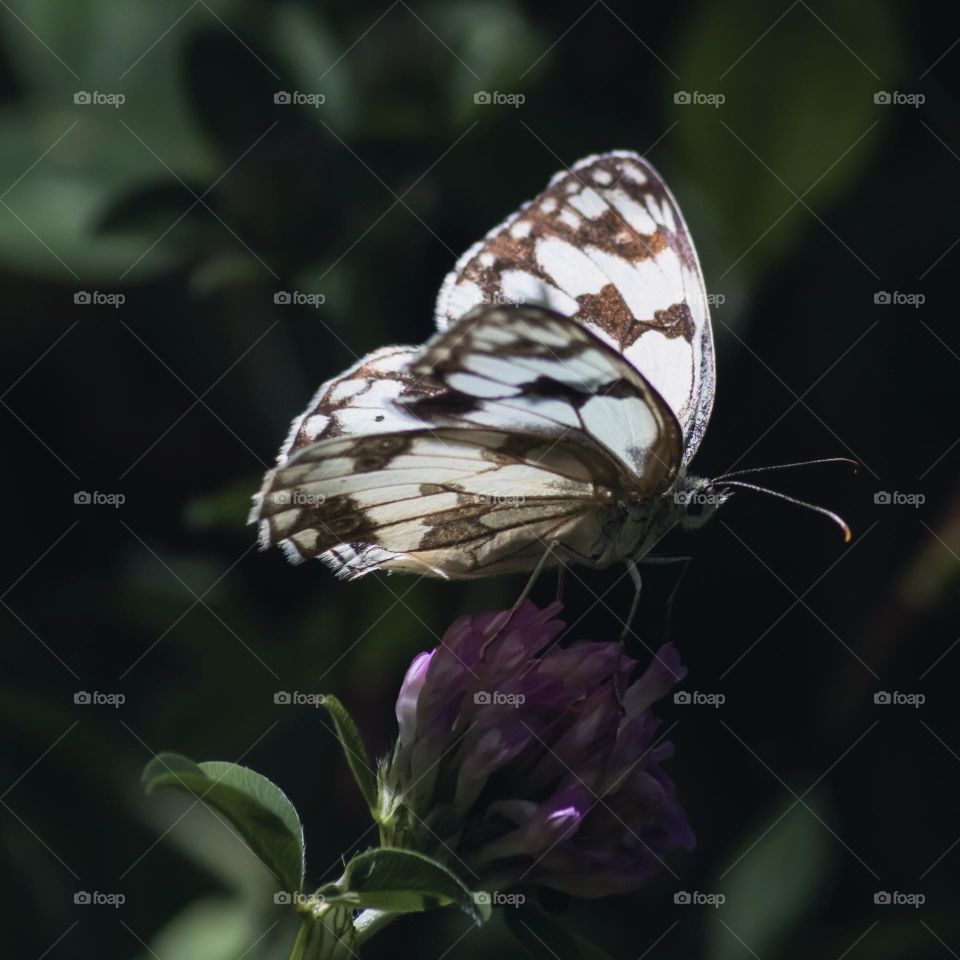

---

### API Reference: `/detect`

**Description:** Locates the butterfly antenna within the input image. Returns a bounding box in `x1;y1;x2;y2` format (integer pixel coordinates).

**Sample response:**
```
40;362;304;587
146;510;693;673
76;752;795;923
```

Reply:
721;480;852;542
716;457;859;482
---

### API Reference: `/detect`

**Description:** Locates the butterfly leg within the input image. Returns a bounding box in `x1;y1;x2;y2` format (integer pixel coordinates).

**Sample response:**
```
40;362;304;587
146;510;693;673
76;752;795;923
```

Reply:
641;555;692;642
555;561;566;602
482;539;561;651
614;559;643;708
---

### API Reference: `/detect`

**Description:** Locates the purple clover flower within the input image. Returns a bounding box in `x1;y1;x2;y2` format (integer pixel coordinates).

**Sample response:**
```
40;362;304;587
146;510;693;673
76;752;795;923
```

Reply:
379;602;695;898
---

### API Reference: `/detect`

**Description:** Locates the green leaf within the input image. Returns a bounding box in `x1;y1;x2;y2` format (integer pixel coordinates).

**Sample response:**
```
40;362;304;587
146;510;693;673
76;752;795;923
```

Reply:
504;901;613;960
319;848;484;925
143;752;305;894
140;895;263;960
707;796;830;960
673;0;900;288
318;696;378;814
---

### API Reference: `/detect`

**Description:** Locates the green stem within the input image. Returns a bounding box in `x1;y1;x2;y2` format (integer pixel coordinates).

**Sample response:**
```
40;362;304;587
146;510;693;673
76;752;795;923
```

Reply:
288;903;356;960
288;903;398;960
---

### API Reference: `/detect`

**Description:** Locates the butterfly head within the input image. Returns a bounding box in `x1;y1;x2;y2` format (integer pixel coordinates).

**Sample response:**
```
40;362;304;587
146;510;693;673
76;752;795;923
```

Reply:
673;475;730;531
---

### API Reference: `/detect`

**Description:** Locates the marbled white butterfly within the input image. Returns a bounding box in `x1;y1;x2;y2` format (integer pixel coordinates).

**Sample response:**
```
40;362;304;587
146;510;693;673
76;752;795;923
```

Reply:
251;151;848;582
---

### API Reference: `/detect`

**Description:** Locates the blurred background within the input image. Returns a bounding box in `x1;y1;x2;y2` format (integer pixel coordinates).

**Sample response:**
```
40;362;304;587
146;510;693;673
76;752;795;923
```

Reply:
2;1;959;957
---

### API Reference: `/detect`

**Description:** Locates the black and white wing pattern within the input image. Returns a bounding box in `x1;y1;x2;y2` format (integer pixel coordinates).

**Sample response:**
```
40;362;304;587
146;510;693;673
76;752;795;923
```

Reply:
276;345;440;462
402;304;682;493
435;150;714;465
252;306;682;579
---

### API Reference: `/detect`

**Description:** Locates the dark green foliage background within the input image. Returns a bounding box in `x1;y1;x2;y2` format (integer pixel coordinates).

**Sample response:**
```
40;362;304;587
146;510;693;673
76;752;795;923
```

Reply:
1;1;958;957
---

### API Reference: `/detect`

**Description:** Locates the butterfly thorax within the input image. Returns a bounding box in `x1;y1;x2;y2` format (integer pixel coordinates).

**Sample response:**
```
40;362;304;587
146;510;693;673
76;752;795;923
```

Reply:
606;474;726;565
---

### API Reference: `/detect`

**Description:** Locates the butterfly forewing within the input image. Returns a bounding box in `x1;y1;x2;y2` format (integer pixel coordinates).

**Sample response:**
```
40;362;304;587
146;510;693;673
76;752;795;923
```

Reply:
434;150;715;465
402;305;682;495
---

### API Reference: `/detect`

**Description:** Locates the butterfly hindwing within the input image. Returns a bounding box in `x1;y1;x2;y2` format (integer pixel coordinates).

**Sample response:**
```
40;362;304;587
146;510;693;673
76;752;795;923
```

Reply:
278;345;439;461
253;426;627;579
435;150;714;465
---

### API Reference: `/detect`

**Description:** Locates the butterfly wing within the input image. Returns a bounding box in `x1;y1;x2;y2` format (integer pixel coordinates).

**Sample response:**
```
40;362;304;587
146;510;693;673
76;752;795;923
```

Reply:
253;426;628;579
251;305;683;578
435;150;715;465
277;345;440;462
403;303;682;496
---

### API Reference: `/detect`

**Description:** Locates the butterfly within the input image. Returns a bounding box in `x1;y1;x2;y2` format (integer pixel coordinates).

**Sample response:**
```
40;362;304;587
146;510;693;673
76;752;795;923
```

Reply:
251;151;848;583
